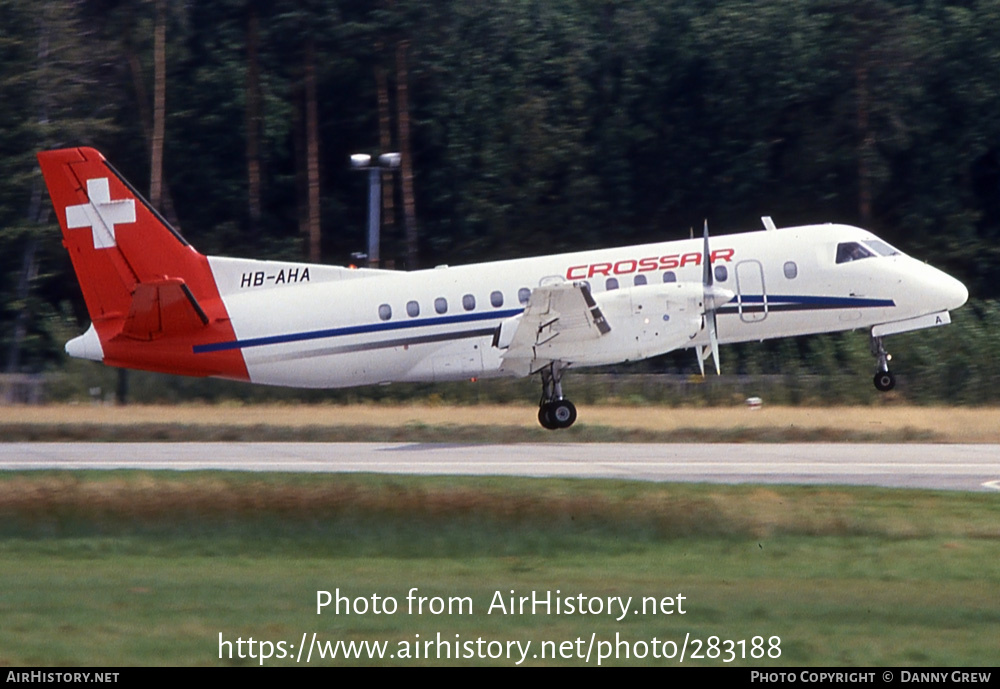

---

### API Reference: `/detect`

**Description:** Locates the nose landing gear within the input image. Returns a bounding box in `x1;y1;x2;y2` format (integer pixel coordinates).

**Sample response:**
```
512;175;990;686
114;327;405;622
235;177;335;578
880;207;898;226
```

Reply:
871;336;896;392
538;363;577;430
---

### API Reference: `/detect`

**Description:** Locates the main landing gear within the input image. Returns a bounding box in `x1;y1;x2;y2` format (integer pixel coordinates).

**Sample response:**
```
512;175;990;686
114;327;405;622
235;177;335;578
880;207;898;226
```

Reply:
871;335;896;392
538;363;577;430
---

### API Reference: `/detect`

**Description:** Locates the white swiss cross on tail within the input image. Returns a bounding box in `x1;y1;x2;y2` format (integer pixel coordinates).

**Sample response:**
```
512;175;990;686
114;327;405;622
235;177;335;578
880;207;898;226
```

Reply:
65;177;136;249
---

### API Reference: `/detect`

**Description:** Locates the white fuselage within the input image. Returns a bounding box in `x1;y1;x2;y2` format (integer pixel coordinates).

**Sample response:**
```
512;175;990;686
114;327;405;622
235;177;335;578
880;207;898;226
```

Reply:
202;224;968;388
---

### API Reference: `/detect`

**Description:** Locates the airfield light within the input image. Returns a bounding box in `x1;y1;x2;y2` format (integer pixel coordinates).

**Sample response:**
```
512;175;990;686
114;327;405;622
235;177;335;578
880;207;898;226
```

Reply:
378;152;401;168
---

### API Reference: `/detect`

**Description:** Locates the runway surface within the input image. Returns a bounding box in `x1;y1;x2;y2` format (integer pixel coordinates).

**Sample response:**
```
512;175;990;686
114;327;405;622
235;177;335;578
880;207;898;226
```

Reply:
2;443;999;491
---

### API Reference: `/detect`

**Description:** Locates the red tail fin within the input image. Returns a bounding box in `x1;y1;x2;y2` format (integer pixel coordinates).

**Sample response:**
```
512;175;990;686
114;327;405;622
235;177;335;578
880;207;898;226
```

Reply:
38;147;248;379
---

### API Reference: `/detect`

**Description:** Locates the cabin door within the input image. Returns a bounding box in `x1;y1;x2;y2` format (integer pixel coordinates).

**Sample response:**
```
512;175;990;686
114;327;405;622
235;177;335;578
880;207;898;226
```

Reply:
735;260;768;323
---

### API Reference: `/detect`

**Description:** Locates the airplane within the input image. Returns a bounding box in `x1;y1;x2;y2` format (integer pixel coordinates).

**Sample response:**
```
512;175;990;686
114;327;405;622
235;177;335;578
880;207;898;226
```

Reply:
38;146;969;429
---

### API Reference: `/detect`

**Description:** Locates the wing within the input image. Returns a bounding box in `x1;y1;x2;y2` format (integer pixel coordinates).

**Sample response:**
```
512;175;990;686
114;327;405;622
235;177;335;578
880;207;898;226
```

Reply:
495;282;611;375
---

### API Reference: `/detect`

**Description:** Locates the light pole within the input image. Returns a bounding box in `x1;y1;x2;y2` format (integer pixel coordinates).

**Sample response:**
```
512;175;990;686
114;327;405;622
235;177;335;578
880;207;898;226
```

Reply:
350;152;400;268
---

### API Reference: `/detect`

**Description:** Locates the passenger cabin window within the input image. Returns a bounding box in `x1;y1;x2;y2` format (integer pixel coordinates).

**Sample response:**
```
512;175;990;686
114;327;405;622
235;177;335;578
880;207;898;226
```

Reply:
434;297;448;314
406;300;420;317
783;261;798;279
378;304;392;321
518;287;531;304
490;291;504;308
634;275;647;286
462;294;476;311
714;265;728;282
662;271;677;283
836;242;874;264
606;277;619;290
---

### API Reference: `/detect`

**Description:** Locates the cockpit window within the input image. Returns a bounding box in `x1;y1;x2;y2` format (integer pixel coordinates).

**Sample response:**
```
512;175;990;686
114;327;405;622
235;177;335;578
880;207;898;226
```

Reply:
866;240;901;257
836;242;874;264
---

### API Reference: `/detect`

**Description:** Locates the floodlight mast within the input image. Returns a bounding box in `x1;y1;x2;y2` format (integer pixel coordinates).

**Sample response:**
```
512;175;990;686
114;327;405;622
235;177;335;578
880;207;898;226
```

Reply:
350;152;400;268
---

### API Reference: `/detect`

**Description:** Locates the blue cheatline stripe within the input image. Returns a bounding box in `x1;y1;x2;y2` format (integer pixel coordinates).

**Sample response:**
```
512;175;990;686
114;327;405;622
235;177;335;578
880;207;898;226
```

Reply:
193;293;895;355
734;295;895;307
193;307;525;354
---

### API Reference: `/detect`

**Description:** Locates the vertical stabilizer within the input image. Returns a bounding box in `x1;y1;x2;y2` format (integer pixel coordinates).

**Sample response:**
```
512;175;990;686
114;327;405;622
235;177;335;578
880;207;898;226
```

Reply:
37;147;248;379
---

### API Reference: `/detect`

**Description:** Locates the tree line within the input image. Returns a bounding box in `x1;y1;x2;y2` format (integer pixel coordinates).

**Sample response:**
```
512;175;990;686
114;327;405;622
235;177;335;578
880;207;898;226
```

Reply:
2;0;998;400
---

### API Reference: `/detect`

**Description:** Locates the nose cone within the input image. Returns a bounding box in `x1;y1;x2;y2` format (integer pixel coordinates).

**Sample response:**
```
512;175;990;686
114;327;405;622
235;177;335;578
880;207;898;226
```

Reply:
705;285;735;311
897;260;969;317
936;271;969;311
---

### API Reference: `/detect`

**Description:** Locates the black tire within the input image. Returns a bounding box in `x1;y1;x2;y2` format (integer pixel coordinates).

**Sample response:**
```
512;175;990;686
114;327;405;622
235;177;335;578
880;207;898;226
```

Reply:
550;399;577;429
538;403;557;430
873;371;896;392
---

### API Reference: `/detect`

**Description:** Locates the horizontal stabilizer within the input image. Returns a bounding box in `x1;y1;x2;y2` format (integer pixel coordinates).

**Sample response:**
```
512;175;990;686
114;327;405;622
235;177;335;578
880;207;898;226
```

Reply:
118;278;210;341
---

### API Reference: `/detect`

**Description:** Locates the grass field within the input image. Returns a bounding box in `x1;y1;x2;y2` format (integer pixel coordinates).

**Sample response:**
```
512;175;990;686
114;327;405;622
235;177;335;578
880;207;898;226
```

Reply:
3;403;1000;442
1;471;998;666
2;404;997;666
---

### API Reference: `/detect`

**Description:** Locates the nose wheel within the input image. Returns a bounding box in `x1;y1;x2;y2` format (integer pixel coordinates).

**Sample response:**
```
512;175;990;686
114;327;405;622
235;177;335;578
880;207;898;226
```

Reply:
538;363;577;430
871;336;896;392
873;370;896;392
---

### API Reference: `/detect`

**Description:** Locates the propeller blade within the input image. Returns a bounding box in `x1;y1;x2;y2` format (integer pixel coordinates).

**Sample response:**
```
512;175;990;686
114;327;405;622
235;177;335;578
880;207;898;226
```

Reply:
708;311;721;375
702;219;712;287
697;219;722;375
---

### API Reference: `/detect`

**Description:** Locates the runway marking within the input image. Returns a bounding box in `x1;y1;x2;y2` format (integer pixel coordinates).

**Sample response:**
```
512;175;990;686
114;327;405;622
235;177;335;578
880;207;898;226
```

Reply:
2;443;998;491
